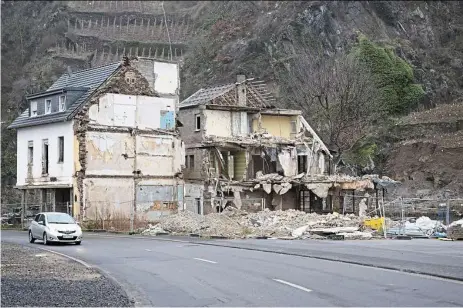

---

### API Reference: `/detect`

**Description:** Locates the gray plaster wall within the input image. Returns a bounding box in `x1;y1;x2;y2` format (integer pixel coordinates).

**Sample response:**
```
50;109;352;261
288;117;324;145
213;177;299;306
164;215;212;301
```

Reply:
178;107;203;145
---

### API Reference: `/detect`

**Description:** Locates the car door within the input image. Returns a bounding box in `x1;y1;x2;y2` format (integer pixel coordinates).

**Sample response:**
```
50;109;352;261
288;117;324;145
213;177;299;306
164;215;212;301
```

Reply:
31;214;41;237
36;214;46;237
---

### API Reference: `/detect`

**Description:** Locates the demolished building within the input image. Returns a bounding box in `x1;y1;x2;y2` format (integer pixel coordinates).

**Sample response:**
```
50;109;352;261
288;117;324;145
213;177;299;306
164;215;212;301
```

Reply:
178;75;398;215
8;57;185;225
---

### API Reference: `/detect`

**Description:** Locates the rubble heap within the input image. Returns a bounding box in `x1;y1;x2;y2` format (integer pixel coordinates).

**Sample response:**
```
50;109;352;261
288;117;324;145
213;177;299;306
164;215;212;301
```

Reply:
143;208;375;239
448;219;463;240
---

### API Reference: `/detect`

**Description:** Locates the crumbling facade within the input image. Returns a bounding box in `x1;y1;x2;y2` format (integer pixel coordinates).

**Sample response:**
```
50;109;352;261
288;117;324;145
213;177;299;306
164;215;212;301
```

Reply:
9;57;184;224
178;76;397;215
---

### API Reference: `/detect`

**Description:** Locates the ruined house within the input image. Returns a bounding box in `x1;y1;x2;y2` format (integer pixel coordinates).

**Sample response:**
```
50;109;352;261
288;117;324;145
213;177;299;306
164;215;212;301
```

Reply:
178;76;397;215
8;57;185;224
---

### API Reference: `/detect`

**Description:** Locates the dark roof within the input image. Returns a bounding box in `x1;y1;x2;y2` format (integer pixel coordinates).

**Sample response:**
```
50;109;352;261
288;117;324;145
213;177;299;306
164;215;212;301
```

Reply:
179;79;277;109
179;83;235;108
8;63;121;129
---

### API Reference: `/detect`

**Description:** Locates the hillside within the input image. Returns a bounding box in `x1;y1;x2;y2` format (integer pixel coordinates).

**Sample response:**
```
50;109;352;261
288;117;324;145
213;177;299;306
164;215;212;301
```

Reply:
1;1;463;203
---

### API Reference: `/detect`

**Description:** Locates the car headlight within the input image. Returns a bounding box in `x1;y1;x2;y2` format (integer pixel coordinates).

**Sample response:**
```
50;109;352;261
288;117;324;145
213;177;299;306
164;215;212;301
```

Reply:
48;227;58;234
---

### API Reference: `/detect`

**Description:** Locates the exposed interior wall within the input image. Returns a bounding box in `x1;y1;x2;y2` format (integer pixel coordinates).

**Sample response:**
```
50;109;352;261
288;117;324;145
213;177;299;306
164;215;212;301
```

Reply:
88;93;176;130
203;109;232;137
136;135;183;176
136;180;179;220
74;64;183;220
133;58;179;98
252;114;298;139
85;131;135;176
16;121;74;187
83;177;134;220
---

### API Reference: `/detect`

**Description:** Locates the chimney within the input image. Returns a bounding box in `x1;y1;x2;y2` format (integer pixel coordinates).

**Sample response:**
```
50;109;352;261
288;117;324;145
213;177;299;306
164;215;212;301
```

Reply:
236;75;246;107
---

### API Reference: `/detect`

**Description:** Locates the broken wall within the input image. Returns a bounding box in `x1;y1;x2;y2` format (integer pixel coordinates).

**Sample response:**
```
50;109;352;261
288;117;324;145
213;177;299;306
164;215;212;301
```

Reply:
133;58;179;97
183;183;204;214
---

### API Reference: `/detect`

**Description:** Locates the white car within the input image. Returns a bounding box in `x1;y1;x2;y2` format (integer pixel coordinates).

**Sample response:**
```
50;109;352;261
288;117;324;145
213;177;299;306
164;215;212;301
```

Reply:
28;212;83;245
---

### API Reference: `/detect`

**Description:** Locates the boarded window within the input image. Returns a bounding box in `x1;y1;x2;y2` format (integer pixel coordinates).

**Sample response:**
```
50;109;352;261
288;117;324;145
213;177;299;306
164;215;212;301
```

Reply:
160;110;174;129
195;114;201;131
45;99;52;114
42;139;49;175
28;141;33;165
59;95;66;112
30;101;38;117
189;155;194;169
58;136;64;163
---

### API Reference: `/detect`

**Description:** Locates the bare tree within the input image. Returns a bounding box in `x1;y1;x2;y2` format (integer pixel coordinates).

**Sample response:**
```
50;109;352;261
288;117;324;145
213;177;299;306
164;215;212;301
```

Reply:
284;51;383;162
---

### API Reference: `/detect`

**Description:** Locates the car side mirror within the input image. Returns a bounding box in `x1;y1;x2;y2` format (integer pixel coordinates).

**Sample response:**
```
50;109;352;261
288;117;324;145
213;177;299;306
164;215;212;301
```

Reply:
38;221;44;225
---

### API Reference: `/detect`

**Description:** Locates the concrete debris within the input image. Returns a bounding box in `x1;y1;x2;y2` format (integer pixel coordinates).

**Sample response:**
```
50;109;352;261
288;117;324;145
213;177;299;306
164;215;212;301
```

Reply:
387;216;447;238
305;183;330;198
145;208;374;240
262;183;272;194
141;224;169;235
337;231;373;240
448;219;463;240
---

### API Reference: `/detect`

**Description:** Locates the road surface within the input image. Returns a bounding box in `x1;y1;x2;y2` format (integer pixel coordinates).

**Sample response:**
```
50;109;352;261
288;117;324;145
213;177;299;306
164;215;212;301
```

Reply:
2;230;463;307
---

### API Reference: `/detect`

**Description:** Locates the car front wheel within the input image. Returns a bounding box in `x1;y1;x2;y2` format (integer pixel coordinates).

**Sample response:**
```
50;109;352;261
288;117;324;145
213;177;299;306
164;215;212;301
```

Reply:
43;233;49;245
29;231;35;243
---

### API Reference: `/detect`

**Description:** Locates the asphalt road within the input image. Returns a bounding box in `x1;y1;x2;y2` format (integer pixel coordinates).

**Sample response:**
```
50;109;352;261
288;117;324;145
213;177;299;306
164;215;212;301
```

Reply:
2;230;463;307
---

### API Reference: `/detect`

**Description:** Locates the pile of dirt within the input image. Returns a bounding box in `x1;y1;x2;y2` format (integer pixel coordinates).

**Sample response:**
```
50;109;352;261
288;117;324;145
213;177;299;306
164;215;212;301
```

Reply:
146;208;371;239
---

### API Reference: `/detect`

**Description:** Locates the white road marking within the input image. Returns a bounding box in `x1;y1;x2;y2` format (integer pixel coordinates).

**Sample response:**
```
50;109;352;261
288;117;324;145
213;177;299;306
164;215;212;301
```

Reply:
145;249;152;252
36;247;91;268
193;258;217;264
273;279;312;293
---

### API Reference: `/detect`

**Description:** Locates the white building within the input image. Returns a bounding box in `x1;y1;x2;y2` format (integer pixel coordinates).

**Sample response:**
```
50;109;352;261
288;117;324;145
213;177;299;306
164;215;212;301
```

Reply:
8;57;185;225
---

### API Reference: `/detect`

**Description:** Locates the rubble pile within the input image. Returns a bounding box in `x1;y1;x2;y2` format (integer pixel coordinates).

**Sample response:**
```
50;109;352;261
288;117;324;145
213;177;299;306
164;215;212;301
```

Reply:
144;208;373;240
447;219;463;240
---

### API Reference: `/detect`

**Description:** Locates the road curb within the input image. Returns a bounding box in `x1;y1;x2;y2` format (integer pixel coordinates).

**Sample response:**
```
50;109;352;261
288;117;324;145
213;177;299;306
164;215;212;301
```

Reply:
83;232;463;283
11;242;142;307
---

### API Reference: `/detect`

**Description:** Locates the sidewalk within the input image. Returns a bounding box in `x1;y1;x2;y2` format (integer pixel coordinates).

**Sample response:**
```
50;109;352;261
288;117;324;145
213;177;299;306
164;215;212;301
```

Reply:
1;242;133;307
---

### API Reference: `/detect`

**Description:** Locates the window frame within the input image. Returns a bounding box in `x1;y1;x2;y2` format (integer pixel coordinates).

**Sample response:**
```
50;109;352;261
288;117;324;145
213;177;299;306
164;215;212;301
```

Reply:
45;99;52;114
59;95;66;112
57;136;64;163
30;101;38;117
195;114;201;131
189;154;194;169
42;139;49;175
27;141;34;165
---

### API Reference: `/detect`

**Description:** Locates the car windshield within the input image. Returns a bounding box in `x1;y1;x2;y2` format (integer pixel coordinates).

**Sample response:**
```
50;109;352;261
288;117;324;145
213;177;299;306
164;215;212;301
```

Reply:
46;213;75;224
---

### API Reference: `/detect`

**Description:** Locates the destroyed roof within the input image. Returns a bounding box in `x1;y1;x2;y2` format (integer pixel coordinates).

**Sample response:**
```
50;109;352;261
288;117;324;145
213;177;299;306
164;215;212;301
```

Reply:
179;79;276;109
8;62;121;129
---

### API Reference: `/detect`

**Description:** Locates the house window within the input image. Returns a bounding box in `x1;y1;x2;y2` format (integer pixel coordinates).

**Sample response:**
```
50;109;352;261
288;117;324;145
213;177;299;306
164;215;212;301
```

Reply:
59;95;66;112
290;120;297;134
42;139;49;175
189;155;194;169
27;141;33;165
45;99;52;114
195;198;201;215
195;114;201;131
30;101;38;117
298;155;307;174
58;136;64;163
